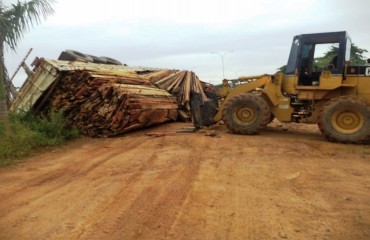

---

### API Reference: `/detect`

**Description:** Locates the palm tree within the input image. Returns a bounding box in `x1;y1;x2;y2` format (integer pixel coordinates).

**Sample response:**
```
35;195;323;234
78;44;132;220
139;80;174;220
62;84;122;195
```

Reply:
0;0;54;131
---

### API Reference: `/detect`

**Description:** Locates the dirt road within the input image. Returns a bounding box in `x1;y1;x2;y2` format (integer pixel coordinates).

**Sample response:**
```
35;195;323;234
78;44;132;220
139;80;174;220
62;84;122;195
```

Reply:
0;121;370;240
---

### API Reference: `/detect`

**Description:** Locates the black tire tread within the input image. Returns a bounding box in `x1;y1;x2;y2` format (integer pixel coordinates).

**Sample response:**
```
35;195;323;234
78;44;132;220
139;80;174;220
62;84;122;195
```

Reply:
318;96;370;143
99;56;122;65
58;50;94;63
222;93;271;135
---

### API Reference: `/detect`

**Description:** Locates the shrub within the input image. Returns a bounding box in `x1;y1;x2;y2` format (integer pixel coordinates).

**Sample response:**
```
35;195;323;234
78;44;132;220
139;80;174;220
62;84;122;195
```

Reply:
0;111;79;167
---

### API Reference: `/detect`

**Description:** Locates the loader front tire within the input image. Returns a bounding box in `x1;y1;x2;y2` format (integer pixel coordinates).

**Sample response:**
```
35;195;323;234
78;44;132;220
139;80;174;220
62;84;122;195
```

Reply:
318;97;370;143
222;93;271;135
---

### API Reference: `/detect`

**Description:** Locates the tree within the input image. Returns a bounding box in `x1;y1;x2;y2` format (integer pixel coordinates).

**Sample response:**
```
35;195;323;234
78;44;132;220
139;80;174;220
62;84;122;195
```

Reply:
277;65;286;72
349;44;368;65
314;43;368;69
0;0;54;130
277;43;369;72
314;45;338;70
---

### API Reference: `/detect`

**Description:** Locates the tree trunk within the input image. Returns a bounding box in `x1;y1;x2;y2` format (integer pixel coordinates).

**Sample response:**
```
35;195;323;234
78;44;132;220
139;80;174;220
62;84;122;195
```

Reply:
0;42;10;134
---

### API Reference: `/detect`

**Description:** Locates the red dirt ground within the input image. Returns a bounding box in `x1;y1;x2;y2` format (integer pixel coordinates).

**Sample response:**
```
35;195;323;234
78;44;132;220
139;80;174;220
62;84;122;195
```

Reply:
0;121;369;240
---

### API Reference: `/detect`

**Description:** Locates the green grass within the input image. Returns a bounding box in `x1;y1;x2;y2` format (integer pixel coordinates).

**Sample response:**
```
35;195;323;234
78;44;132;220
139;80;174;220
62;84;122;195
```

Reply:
0;111;79;167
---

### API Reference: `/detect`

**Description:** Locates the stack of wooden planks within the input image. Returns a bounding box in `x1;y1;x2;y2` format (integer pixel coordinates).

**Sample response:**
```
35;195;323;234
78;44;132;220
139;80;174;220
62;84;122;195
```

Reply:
38;70;178;137
33;63;220;137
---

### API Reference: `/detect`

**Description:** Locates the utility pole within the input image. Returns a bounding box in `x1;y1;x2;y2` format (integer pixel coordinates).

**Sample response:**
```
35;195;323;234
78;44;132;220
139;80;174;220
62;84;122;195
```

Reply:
211;50;233;79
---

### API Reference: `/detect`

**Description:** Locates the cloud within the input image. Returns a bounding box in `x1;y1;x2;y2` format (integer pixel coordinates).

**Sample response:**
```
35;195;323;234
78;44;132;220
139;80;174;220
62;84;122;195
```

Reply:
45;0;320;28
3;0;370;87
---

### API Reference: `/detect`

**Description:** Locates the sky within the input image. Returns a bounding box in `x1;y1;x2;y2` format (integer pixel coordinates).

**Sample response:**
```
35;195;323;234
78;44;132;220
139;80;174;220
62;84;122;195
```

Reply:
3;0;370;87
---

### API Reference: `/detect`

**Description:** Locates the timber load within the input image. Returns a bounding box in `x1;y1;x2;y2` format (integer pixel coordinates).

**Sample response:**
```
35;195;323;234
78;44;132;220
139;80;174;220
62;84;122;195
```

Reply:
37;70;179;137
11;59;220;137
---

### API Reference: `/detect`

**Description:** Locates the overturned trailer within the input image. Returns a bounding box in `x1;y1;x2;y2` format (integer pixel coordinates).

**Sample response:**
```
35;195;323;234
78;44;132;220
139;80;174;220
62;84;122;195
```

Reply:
10;58;218;137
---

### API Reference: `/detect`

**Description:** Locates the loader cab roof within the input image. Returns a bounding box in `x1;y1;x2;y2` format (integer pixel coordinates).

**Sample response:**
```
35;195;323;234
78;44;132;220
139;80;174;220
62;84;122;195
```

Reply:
285;31;351;75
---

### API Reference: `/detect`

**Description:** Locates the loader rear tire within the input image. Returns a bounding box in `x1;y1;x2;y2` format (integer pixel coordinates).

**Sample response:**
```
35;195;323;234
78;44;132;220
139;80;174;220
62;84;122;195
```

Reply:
318;97;370;143
222;93;271;135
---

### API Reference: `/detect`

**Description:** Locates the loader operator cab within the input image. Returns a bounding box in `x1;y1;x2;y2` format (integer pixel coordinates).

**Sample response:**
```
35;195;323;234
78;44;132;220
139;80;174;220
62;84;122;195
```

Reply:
285;31;351;86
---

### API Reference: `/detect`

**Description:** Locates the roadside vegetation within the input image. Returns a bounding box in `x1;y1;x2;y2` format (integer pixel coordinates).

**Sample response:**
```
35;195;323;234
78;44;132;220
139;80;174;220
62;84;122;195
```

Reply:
0;111;79;167
0;0;56;167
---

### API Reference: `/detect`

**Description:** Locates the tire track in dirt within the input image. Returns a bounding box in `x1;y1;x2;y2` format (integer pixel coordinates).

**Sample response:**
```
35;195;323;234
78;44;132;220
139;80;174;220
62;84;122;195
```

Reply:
1;137;145;193
0;137;147;230
163;152;281;240
66;139;202;240
66;151;160;239
1;122;370;240
110;158;200;240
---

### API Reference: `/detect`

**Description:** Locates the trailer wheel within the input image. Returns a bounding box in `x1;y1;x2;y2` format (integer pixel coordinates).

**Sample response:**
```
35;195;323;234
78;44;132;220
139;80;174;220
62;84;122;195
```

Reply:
318;97;370;143
86;54;107;64
58;50;93;62
99;56;122;65
222;93;271;134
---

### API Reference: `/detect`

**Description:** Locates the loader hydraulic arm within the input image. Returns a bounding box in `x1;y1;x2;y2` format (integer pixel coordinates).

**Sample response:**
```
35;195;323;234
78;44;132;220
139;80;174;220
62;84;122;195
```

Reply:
214;75;271;122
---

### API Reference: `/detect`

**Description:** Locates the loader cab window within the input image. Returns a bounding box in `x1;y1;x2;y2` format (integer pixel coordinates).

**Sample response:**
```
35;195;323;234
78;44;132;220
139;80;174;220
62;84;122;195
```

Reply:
314;43;339;70
286;38;300;74
298;43;315;85
298;42;339;86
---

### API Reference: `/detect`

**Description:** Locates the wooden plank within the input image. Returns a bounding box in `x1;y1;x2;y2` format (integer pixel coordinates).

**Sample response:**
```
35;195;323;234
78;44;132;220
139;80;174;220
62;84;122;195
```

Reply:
33;65;219;137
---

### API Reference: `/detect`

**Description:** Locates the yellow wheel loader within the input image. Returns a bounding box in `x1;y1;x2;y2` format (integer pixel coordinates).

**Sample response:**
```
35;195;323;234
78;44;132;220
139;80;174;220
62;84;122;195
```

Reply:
202;31;370;143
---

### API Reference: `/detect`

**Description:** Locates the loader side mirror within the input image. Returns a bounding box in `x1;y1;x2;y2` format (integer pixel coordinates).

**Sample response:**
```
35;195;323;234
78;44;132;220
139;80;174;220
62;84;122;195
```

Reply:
367;59;370;64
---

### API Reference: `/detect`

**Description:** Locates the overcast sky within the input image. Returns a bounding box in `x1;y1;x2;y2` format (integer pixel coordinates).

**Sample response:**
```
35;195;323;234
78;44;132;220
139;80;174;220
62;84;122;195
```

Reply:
3;0;370;87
